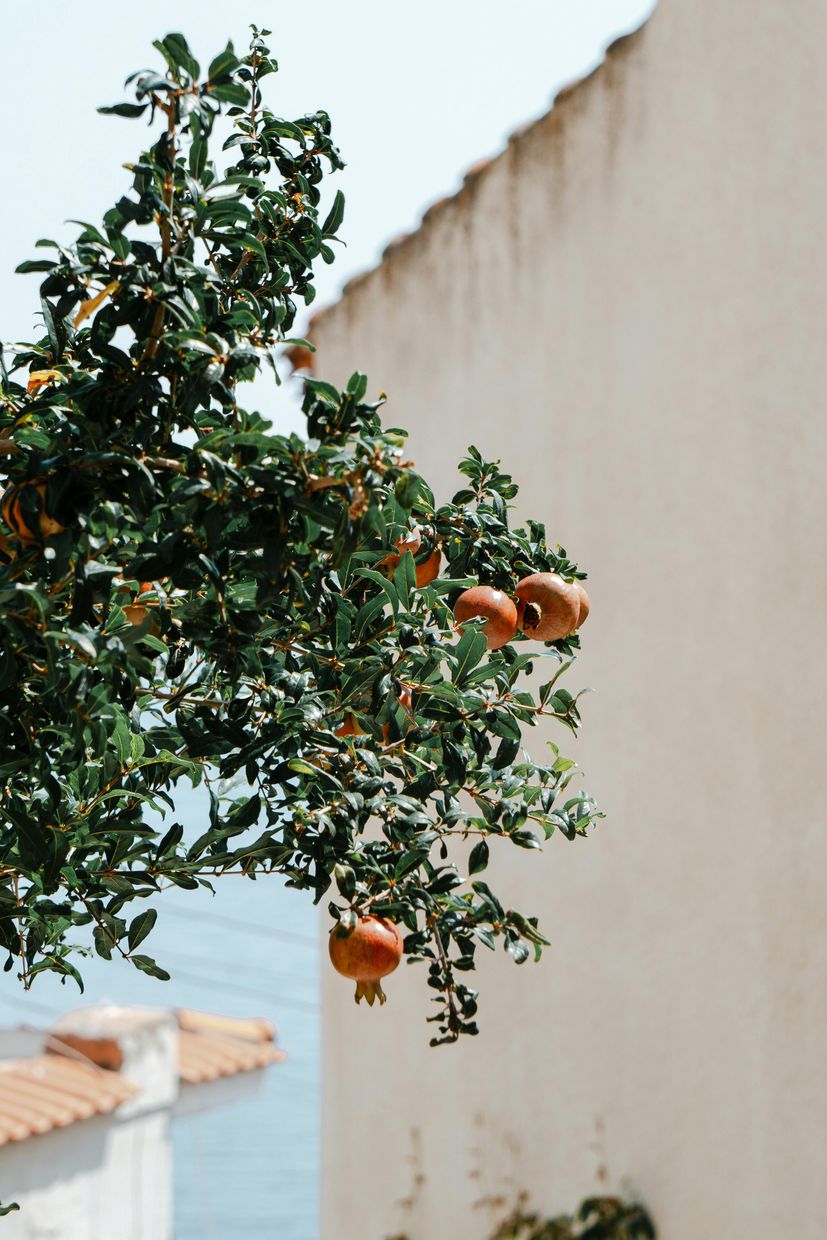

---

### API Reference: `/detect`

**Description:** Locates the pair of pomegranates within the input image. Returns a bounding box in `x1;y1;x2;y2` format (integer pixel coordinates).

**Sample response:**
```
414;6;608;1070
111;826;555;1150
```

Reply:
454;572;589;651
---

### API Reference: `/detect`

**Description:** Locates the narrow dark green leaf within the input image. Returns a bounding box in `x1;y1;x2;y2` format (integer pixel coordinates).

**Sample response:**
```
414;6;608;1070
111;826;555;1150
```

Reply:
452;627;487;686
468;839;489;875
321;189;345;237
127;908;158;952
98;102;150;118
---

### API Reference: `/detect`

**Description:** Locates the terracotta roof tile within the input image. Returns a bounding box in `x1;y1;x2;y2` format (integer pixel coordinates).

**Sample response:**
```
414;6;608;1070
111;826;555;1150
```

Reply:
178;1030;286;1085
176;1009;276;1045
0;1056;137;1147
0;1007;286;1145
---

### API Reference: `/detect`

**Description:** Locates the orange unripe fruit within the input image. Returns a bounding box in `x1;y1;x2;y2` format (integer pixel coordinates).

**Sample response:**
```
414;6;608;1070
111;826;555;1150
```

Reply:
123;604;150;626
516;573;580;642
383;525;422;574
121;582;162;628
415;548;441;588
396;527;421;558
0;482;64;545
454;586;518;651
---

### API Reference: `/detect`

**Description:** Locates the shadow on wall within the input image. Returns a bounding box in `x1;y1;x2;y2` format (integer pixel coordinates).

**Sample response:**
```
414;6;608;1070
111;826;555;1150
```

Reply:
0;1114;111;1220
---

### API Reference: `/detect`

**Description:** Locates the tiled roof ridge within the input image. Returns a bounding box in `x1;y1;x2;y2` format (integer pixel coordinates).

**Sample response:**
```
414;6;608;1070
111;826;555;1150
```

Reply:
0;1007;286;1146
0;1054;137;1148
306;18;652;337
175;1008;276;1045
176;1008;287;1082
178;1029;286;1084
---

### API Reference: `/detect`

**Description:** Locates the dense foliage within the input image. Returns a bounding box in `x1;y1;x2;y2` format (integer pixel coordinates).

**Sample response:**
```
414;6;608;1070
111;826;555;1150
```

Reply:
391;1196;655;1240
486;1197;656;1240
0;29;598;1044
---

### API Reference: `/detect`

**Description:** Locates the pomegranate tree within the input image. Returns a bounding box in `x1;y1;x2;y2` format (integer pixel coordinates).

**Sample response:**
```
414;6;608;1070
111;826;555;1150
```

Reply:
0;29;598;1045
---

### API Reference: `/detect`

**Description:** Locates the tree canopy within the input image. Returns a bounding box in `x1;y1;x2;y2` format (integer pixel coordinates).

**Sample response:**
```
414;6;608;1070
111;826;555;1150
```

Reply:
0;28;599;1044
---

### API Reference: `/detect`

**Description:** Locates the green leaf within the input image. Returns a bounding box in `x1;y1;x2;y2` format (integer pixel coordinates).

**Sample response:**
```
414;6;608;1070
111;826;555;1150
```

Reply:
452;627;487;686
127;909;158;951
287;759;316;776
334;863;356;900
492;734;520;771
355;568;398;618
321;189;345;237
130;954;171;982
111;713;132;767
304;378;340;407
189;134;208;179
45;630;97;660
153;33;200;79
15;260;57;274
428;576;478;595
98;102;149;118
209;81;249;106
506;911;550;946
395;471;423;510
510;829;540;850
468;839;489;875
393;551;416;611
208;44;240;81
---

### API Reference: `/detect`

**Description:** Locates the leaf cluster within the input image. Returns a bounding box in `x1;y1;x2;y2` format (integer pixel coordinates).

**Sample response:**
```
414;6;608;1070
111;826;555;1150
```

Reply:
487;1197;656;1240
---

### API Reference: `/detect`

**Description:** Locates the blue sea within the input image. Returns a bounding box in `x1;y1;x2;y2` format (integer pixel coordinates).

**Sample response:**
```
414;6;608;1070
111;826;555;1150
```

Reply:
0;784;320;1239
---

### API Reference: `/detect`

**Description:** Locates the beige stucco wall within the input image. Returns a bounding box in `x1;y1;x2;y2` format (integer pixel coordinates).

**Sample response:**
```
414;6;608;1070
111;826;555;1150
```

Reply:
313;2;827;1237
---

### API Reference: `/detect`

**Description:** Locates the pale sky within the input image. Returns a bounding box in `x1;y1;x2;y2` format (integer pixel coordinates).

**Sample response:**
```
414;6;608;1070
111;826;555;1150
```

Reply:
0;1;654;425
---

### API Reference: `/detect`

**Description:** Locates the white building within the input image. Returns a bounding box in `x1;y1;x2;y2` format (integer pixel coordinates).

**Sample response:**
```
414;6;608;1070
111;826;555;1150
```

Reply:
0;1006;284;1239
309;1;827;1237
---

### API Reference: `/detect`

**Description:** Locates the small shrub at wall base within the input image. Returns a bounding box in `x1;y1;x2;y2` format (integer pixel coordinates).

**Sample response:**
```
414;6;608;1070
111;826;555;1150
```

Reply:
0;27;600;1046
387;1195;656;1240
487;1197;656;1240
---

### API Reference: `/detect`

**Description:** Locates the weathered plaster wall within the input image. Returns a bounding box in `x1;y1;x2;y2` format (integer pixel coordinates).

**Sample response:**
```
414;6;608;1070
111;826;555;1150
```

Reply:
0;1112;173;1240
313;2;827;1237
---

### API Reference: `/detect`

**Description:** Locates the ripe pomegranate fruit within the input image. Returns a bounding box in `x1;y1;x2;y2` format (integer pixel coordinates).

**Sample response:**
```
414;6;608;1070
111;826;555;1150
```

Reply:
573;581;590;628
516;573;580;642
329;915;404;1005
396;526;421;557
415;547;441;588
383;525;422;574
454;585;518;650
397;685;413;715
1;482;64;544
122;582;161;627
